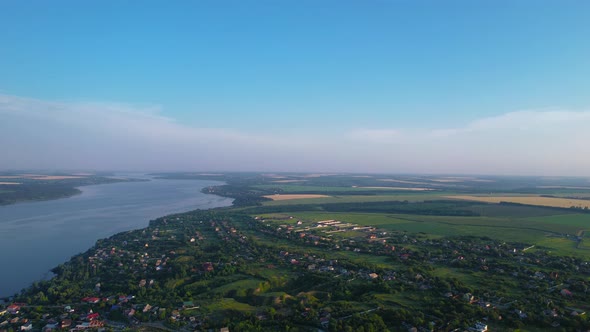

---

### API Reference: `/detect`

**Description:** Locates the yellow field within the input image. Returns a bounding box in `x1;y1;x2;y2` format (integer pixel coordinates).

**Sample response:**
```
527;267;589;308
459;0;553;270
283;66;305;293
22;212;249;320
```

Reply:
537;186;590;190
263;194;330;201
447;195;590;209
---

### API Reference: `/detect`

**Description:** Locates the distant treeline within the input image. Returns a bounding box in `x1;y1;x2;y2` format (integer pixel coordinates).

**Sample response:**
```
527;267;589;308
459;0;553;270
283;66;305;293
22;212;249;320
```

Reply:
0;184;81;205
243;200;480;216
0;177;134;205
203;184;271;207
499;201;590;213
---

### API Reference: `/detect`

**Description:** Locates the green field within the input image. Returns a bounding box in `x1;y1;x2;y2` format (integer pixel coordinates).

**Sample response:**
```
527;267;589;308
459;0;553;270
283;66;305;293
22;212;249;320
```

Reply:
257;206;590;256
204;298;257;313
255;184;442;193
262;194;450;206
255;184;366;192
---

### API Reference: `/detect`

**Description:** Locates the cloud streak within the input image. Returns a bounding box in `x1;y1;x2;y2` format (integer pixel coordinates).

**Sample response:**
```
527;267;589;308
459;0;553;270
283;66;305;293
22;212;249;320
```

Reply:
1;93;590;176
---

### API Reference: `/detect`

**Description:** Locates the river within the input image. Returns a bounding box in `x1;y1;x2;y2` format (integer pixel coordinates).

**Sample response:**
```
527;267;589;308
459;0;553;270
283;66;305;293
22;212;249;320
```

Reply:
0;176;233;297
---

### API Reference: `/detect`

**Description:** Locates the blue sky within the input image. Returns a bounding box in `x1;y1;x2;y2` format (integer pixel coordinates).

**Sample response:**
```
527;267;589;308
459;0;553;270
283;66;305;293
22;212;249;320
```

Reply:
1;1;590;175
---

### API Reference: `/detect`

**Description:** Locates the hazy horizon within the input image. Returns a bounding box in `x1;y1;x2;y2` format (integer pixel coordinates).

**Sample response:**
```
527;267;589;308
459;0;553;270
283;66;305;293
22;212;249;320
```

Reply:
2;2;590;176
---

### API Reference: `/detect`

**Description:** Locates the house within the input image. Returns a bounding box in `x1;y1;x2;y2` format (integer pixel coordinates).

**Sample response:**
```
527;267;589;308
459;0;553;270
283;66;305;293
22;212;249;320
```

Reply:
61;319;72;329
20;322;33;331
86;312;99;321
468;322;488;332
202;262;214;272
82;297;100;304
89;320;104;328
42;322;58;331
515;309;527;319
7;304;20;315
220;328;230;332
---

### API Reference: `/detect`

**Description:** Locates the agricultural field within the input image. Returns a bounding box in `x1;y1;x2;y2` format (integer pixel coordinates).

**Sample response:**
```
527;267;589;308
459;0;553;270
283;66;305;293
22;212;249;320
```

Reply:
448;195;590;209
255;200;590;257
354;186;435;191
261;194;448;206
255;184;377;192
263;194;331;201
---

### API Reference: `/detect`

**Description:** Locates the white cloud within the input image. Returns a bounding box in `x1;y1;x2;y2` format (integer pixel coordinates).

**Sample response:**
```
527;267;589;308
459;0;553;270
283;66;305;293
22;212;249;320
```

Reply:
344;109;590;175
466;110;590;132
1;93;590;176
348;128;405;144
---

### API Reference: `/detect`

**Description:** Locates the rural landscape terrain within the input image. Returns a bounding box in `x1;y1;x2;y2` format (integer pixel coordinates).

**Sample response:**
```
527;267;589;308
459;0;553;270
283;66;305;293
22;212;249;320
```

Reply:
3;172;590;331
2;1;589;331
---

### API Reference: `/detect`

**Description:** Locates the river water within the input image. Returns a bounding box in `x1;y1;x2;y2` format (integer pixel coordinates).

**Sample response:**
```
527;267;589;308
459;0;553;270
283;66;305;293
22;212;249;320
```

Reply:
0;176;233;297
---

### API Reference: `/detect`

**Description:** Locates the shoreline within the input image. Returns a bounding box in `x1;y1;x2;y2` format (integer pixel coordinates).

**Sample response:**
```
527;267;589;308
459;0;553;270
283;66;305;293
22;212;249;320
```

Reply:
0;178;233;297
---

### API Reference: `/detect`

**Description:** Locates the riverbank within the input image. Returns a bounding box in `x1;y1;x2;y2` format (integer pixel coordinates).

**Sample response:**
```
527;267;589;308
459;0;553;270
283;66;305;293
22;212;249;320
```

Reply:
0;177;232;297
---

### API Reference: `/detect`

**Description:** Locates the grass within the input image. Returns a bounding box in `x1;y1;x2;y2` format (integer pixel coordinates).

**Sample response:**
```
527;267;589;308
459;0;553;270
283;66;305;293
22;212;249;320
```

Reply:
372;293;417;309
255;185;365;192
262;194;447;206
430;267;482;286
209;278;263;295
524;213;590;228
467;204;574;218
268;211;410;226
263;194;330;201
534;237;583;257
204;298;257;313
261;210;590;255
243;223;396;267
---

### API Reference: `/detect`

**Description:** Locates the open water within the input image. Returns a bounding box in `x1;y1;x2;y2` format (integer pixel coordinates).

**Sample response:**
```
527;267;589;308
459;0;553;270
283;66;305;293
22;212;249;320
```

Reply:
0;176;232;297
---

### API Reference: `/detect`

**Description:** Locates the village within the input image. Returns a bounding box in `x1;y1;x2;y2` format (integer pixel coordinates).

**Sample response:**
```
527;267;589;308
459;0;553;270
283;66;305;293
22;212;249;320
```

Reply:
2;210;590;331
